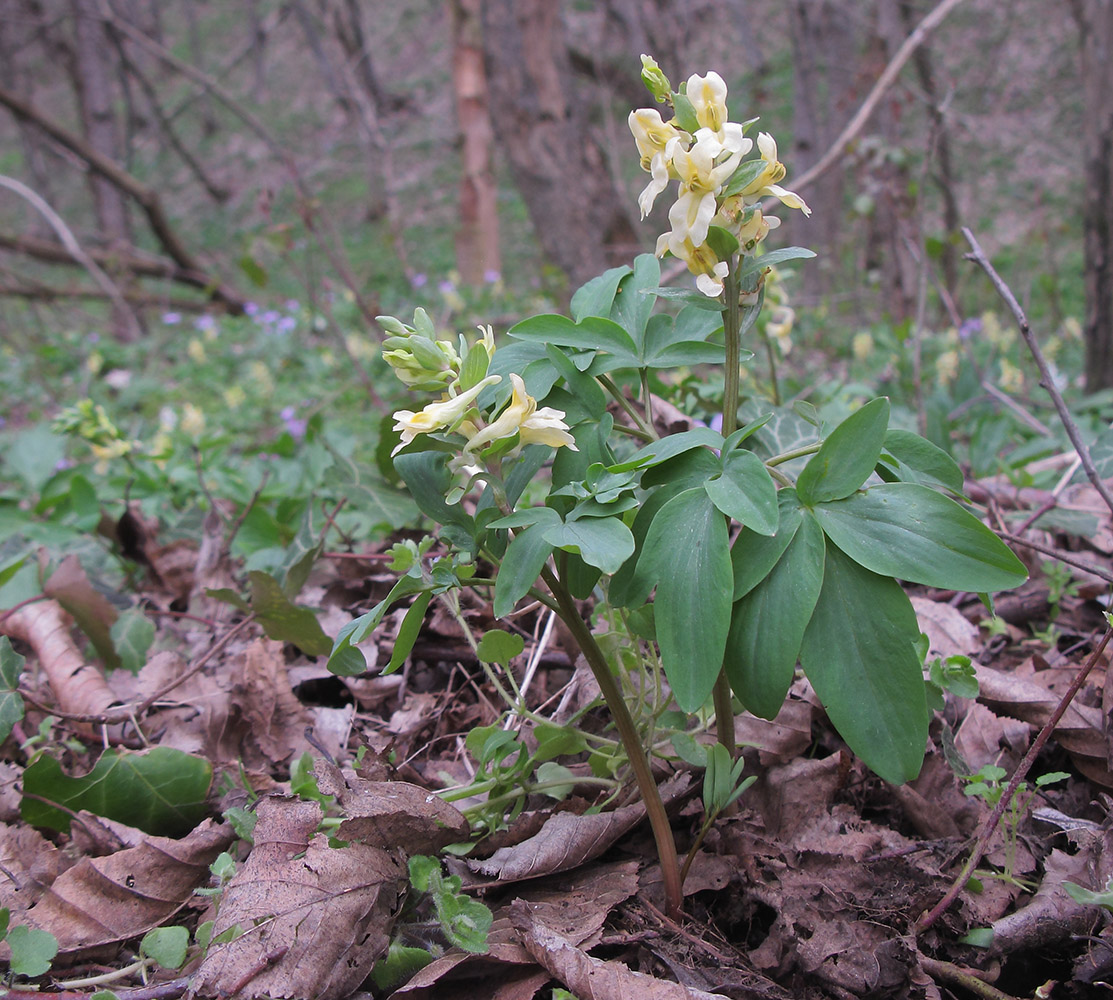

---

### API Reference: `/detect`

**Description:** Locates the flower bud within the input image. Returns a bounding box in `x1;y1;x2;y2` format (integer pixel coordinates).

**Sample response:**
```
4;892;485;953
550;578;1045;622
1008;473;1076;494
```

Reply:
640;54;672;103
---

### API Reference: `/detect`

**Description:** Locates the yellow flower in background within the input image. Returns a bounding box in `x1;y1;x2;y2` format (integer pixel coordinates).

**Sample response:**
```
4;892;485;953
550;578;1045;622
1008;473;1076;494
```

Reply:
852;332;875;361
391;375;501;456
999;358;1024;394
464;374;577;454
936;350;960;386
188;338;206;364
181;403;206;438
249;360;274;394
86;351;104;375
223;386;246;409
765;306;795;355
1061;316;1082;340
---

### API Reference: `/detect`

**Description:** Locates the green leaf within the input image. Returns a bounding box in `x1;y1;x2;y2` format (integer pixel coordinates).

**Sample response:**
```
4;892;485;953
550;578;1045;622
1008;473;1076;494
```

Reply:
796;397;890;504
736;246;816;279
704;449;779;535
385;591;432;673
725;513;825;718
476;629;524;665
248;571;332;657
880;429;965;494
642;488;732;712
644;286;725;311
730;490;804;600
109;610;155;675
813;483;1028;592
507;315;640;368
0;637;26;744
7;923;58;977
570;263;631;321
140;926;190;970
394;451;476;550
610;253;660;349
543;517;634;575
799;543;928;784
371;941;434;992
493;520;557;617
21;746;211;837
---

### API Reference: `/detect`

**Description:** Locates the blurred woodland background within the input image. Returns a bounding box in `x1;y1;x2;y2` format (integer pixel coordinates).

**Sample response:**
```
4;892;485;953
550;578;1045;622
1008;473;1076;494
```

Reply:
0;0;1109;383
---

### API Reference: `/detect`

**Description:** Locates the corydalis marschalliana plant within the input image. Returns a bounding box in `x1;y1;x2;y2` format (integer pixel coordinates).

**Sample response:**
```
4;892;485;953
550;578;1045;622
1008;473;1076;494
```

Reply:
629;56;810;297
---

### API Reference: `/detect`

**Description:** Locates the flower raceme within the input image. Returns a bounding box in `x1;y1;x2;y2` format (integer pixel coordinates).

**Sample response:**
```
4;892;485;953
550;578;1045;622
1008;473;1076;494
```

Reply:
628;57;810;297
383;318;577;466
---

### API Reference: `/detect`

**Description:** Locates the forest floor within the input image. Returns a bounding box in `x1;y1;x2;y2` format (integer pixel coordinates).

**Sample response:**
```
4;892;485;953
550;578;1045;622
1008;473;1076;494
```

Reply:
2;466;1113;1000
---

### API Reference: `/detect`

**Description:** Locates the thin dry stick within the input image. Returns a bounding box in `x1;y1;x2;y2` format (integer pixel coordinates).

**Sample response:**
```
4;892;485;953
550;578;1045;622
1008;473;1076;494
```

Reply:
791;0;970;194
963;228;1113;518
916;626;1112;933
0;174;141;337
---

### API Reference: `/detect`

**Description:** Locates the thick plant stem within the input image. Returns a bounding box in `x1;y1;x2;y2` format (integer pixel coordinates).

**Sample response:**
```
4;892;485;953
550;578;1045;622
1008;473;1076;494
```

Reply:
540;565;684;918
712;262;742;753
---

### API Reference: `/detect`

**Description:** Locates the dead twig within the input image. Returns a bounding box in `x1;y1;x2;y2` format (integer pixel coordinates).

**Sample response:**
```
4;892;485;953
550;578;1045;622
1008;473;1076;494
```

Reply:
916;626;1113;933
963;228;1113;518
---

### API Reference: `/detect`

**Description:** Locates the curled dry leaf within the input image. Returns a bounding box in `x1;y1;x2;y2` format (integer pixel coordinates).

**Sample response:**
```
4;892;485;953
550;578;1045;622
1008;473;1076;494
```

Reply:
193;795;405;1000
467;776;690;884
312;759;469;854
14;818;232;955
234;637;313;765
511;898;730;1000
1;599;117;718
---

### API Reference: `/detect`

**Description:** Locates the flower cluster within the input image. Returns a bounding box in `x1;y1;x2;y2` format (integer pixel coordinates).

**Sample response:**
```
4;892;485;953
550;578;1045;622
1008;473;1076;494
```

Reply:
629;56;810;297
380;314;577;470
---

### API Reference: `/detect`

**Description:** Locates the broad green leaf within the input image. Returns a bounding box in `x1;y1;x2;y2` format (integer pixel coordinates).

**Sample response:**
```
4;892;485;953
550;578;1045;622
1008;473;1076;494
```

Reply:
493;520;557;618
731;490;804;599
507;315;639;368
642;488;732;712
543;517;634;575
386;591;433;673
735;246;816;279
248;571;332;657
394;451;476;550
560;549;602;599
796;397;890;504
0;637;26;744
544;343;608;417
371;941;434;992
476;629;524;664
879;428;965;494
22;747;212;837
7;924;58;977
141;926;190;970
799;543;928;784
704;449;779;535
725;513;825;718
813;483;1028;592
328;572;432;675
570;263;631;321
109;609;155;675
627;428;724;471
610;253;659;348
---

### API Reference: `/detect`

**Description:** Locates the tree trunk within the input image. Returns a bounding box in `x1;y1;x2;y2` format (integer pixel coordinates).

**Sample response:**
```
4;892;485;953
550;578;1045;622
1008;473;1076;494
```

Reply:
452;0;501;285
1072;0;1113;391
480;0;632;291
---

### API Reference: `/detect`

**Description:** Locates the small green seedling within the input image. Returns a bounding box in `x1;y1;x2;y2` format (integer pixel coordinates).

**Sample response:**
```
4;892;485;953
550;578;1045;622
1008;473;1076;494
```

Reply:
1063;874;1113;912
407;855;492;954
0;908;58;979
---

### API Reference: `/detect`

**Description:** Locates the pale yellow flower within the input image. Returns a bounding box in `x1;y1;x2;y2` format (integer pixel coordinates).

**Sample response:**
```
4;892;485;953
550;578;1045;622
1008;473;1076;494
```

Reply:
224;386;246;409
391;375;501;456
629;108;683;217
659;234;729;298
464;374;577;454
188;338;206;363
852;332;874;361
181;403;206;438
739;133;811;216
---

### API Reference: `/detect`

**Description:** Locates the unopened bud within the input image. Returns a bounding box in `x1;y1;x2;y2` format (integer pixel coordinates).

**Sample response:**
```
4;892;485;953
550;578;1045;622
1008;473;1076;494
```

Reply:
640;54;671;103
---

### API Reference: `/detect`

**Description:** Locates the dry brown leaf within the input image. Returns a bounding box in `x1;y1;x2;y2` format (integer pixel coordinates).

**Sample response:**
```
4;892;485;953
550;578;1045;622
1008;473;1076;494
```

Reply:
467;776;689;884
953;701;1030;773
990;829;1112;954
16;818;232;955
43;555;120;666
234;637;313;764
511;898;730;999
0;823;73;917
1;599;117;718
911;595;981;659
193;795;404;1000
976;662;1113;787
733;698;814;765
312;760;469;854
